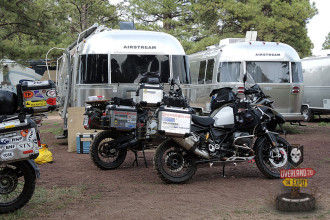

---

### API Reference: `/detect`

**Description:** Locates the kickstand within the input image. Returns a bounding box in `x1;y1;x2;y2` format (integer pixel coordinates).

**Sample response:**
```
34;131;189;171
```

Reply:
131;146;148;168
142;147;148;168
222;163;226;177
132;151;139;167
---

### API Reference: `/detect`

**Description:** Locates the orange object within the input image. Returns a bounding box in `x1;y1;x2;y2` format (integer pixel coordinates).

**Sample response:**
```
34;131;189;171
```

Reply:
23;91;34;99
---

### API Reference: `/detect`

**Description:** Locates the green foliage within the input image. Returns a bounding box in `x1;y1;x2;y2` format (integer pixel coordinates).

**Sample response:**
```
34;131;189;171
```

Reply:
192;0;317;58
0;0;118;61
0;0;318;61
128;0;196;41
322;32;330;50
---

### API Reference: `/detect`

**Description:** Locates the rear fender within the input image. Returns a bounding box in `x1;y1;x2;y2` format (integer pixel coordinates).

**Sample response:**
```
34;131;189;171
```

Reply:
26;159;40;179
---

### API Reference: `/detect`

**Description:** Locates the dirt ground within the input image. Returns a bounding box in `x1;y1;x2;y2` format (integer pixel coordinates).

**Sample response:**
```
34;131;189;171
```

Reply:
21;116;330;219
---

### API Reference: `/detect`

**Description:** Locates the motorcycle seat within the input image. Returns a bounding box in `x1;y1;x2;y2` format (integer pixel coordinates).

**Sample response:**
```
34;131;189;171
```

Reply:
192;115;215;127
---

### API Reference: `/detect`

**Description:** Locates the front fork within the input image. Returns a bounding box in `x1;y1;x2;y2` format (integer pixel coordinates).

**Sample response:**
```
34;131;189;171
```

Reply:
264;129;282;158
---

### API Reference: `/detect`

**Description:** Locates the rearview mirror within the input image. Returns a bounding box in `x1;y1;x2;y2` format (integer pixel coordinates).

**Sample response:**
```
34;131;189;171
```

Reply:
243;73;247;83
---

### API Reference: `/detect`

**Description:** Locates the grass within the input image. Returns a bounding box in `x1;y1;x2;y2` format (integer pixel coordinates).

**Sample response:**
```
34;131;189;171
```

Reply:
280;123;305;134
317;122;330;127
1;185;84;219
40;127;63;136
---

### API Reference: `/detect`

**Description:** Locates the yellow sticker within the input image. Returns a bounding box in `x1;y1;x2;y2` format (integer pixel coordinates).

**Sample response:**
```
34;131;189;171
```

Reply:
25;100;47;107
5;125;15;129
282;178;308;187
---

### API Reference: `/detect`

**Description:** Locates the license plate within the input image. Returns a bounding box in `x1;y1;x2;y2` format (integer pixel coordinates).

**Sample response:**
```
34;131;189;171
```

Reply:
25;100;47;107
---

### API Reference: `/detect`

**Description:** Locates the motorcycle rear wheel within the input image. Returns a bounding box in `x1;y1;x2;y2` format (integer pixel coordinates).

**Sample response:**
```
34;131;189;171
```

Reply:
90;130;127;170
255;136;290;179
0;161;36;214
154;139;198;184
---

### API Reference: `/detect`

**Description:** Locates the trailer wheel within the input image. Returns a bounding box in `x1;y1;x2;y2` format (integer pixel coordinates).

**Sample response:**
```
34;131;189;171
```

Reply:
301;106;313;122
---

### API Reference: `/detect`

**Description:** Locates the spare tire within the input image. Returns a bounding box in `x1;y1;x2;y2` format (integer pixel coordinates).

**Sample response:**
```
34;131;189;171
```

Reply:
0;90;18;115
276;193;316;212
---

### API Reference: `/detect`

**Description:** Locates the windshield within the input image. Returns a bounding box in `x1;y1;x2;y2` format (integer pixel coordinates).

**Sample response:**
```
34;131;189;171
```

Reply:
110;54;170;83
246;61;289;83
217;62;241;82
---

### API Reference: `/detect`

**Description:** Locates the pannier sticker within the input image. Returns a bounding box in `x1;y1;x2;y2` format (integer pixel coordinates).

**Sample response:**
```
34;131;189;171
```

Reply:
11;136;24;143
25;100;47;107
26;81;49;86
0;132;17;138
1;152;14;160
5;144;16;150
21;129;29;137
27;129;35;142
46;98;56;105
33;90;44;98
0;138;10;145
160;112;191;134
23;91;34;99
18;141;34;150
46;90;56;98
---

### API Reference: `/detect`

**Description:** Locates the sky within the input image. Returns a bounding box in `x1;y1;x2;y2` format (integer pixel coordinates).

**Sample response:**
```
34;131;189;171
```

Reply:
110;0;329;56
307;0;330;55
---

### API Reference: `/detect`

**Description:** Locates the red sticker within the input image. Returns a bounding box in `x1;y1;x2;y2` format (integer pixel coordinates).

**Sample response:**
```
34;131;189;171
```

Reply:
21;129;29;137
46;98;56;105
23;91;34;99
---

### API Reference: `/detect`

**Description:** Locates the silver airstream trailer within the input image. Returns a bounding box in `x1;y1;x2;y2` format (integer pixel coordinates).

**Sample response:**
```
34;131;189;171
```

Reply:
188;36;304;122
301;50;330;121
56;23;190;136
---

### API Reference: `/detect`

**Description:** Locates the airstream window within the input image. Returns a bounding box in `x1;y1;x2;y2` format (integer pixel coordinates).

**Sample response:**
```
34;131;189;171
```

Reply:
189;61;200;84
80;54;108;84
110;54;170;83
205;59;214;84
246;61;289;83
172;55;190;84
198;60;206;84
217;62;240;82
292;62;303;82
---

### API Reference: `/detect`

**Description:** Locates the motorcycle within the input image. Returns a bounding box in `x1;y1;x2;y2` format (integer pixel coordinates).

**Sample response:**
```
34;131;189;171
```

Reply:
84;72;165;170
153;75;290;184
0;110;40;214
0;80;56;213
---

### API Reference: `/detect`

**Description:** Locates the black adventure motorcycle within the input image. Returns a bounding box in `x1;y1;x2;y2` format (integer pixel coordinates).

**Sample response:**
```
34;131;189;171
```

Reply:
154;75;289;184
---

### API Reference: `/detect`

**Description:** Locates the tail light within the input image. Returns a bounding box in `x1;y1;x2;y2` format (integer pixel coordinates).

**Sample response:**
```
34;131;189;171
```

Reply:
23;150;34;154
36;132;41;148
237;86;245;94
292;86;300;94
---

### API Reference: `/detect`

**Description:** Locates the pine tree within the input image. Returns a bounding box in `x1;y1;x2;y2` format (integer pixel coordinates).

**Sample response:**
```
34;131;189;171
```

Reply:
322;32;330;50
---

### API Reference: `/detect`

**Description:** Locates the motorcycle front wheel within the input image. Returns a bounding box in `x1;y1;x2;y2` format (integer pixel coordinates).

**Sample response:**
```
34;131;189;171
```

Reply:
90;130;128;170
154;139;198;184
255;136;290;179
0;161;36;214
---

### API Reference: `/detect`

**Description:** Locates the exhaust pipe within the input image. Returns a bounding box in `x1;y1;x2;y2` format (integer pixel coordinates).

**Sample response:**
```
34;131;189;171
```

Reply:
115;138;139;150
172;137;210;159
